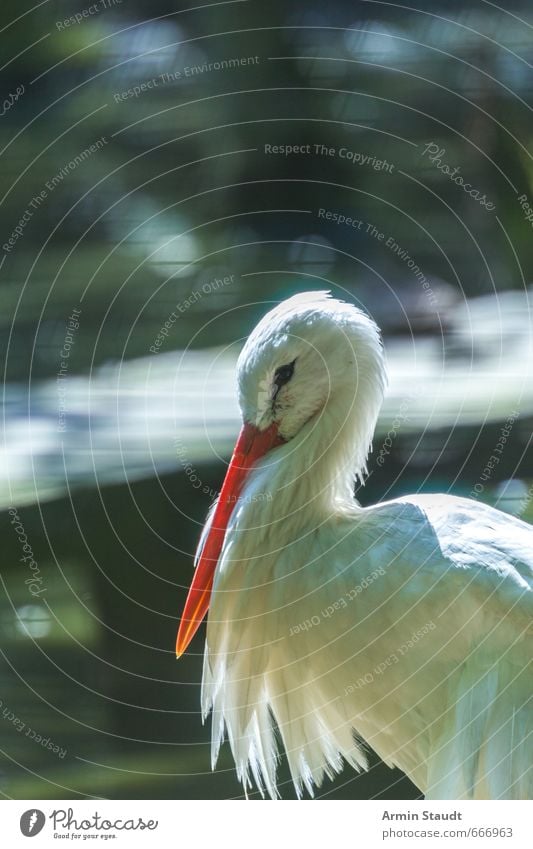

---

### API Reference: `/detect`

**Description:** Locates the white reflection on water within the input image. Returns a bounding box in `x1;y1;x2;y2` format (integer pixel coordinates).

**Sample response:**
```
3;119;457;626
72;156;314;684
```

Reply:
1;291;532;510
14;605;51;639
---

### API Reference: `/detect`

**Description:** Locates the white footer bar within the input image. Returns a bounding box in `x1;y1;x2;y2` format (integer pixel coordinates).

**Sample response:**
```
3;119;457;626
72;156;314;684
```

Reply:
2;799;529;848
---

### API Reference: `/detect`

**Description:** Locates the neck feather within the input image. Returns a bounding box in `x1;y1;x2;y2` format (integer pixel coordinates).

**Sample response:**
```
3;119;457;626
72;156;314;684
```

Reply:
238;389;383;538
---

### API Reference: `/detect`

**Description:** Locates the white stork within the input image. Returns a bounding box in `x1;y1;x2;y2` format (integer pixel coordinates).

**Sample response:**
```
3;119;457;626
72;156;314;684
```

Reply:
176;291;532;800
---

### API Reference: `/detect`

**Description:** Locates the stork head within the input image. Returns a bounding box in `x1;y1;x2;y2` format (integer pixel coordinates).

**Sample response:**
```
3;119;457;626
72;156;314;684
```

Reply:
176;291;386;656
237;290;385;442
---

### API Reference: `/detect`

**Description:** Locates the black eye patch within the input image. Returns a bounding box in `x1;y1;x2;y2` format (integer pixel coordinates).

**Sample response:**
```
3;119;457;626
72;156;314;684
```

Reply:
273;360;296;394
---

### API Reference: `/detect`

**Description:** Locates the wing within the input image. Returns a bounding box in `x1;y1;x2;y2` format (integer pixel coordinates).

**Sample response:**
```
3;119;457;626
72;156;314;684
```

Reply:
403;494;532;798
348;493;533;798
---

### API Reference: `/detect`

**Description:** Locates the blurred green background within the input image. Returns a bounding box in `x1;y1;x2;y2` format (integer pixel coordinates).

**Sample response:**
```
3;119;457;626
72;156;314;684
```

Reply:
1;0;532;799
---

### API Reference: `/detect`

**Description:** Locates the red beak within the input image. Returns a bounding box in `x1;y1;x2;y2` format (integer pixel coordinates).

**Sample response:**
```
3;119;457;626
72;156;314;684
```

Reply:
175;421;284;657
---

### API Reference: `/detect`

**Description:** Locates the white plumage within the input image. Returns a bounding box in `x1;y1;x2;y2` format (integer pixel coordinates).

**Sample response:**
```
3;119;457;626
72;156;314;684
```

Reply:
178;291;532;799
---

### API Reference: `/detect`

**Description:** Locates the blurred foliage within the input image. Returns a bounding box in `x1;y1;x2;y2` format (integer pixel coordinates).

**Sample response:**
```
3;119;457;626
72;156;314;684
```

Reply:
2;0;533;379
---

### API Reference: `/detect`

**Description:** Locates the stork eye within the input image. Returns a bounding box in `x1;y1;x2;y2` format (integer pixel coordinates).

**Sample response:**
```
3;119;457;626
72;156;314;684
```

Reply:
273;360;296;391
